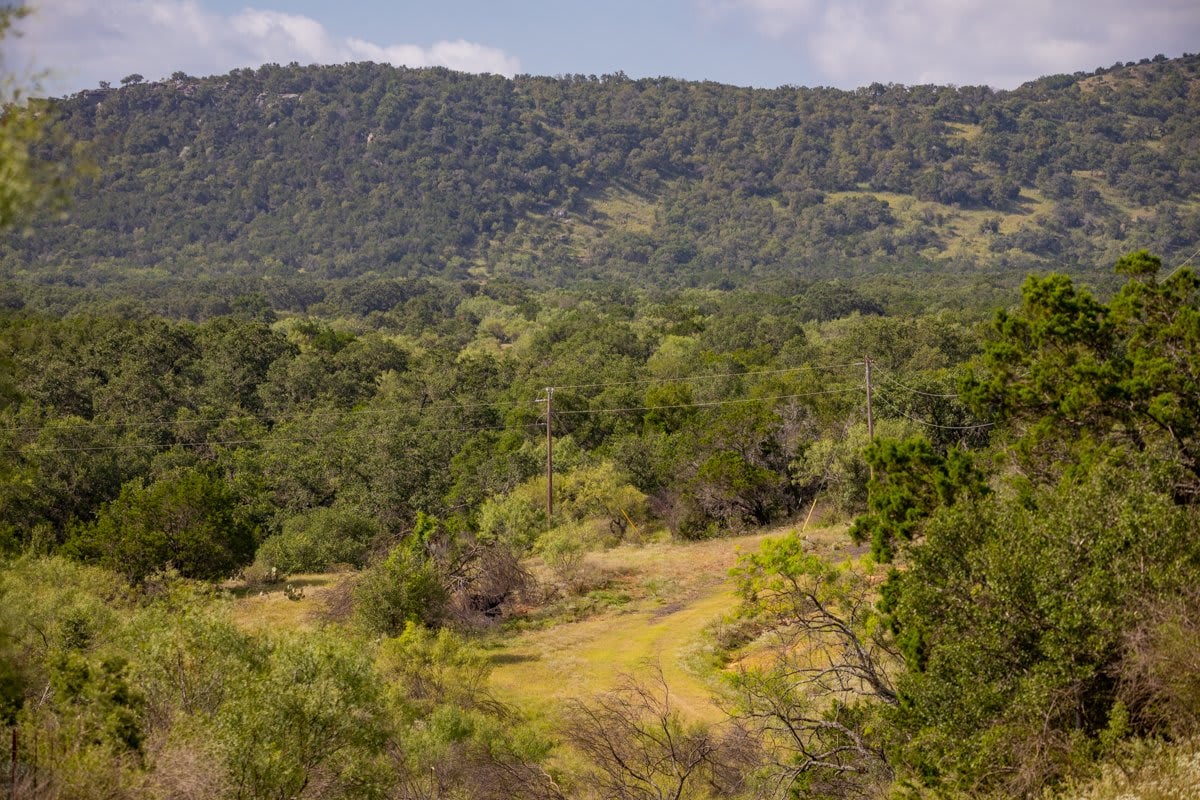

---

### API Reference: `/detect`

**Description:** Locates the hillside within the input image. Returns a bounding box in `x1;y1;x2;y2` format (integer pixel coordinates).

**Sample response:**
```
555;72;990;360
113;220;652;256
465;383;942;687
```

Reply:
3;55;1199;316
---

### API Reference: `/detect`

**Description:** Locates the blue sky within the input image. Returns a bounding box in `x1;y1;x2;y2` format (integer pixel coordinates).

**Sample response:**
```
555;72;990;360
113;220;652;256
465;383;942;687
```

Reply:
8;0;1200;97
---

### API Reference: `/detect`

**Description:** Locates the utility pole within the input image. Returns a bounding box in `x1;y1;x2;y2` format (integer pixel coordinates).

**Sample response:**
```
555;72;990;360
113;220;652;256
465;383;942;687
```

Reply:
865;355;875;484
865;355;874;441
544;386;554;523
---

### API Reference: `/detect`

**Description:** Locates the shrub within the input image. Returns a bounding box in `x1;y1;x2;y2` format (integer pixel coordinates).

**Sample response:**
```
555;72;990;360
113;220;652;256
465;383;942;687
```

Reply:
354;514;448;634
534;521;595;592
256;506;379;574
65;468;256;583
213;632;392;798
1118;587;1200;738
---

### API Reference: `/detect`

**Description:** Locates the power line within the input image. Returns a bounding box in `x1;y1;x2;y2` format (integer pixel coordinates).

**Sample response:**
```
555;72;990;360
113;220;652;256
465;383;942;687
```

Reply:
0;356;975;456
0;360;865;437
873;394;994;431
549;387;865;417
546;362;864;391
2;376;1000;460
3;385;866;456
877;371;962;399
543;386;554;520
1163;242;1200;283
1;420;542;456
0;395;544;437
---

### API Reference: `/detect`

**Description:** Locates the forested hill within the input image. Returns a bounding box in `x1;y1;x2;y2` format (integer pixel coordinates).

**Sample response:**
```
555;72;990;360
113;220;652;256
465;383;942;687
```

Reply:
4;54;1200;316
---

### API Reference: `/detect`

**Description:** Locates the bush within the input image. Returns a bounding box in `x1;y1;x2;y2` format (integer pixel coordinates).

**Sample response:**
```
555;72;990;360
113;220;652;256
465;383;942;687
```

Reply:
354;514;448;634
256;506;379;574
534;521;593;591
476;484;545;552
65;468;256;583
213;632;392;798
1118;587;1200;738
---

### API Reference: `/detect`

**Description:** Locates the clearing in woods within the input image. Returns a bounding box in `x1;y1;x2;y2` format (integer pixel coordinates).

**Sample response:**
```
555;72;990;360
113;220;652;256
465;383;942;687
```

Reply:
487;521;853;724
228;520;854;725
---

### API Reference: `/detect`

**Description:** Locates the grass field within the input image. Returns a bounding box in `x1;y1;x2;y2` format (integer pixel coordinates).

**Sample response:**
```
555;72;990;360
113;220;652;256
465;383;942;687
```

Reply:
227;572;344;632
487;521;852;724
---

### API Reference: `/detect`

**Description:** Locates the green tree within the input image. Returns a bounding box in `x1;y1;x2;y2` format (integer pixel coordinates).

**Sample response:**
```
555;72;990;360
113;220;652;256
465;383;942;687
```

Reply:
961;251;1200;493
789;418;917;519
883;461;1200;795
476;480;546;552
194;316;295;413
554;460;647;537
690;450;782;531
849;436;988;562
66;467;257;582
256;506;379;574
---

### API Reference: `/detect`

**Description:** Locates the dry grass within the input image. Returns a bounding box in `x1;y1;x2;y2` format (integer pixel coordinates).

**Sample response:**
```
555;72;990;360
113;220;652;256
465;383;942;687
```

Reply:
820;187;1057;262
589;185;658;233
823;189;917;208
227;573;341;632
1052;738;1200;800
945;121;983;143
225;521;857;728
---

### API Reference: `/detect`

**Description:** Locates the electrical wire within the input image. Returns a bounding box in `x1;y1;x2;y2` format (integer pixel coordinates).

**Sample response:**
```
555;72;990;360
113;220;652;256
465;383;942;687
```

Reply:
4;420;541;456
0;360;865;437
546;361;864;391
877;371;961;399
550;386;865;416
0;358;994;455
1170;242;1200;272
0;395;542;437
873;394;994;431
3;385;866;455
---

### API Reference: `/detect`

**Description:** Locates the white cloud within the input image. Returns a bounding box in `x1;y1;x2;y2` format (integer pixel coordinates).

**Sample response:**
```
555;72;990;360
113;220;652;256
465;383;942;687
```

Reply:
706;0;1200;87
7;1;521;95
343;37;519;75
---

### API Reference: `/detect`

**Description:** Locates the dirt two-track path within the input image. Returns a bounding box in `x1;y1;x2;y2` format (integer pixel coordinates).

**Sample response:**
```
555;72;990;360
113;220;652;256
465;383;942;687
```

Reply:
488;524;850;724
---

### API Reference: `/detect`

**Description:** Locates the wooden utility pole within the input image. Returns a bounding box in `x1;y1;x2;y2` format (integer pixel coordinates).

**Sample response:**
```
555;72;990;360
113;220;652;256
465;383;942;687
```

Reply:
865;355;875;484
544;387;554;522
865;355;874;440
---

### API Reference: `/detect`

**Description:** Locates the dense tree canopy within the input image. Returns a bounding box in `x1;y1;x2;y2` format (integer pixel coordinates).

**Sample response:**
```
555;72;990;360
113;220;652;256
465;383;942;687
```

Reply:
2;56;1199;315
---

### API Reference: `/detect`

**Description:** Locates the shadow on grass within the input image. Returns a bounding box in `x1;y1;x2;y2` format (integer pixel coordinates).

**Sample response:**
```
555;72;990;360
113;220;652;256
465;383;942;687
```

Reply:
226;572;341;599
489;652;539;665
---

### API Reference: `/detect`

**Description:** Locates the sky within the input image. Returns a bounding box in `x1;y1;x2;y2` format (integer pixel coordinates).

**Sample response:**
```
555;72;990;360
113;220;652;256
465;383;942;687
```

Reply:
5;0;1200;97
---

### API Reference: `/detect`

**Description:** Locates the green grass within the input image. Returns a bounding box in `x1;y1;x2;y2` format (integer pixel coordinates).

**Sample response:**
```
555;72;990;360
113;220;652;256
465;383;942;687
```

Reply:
488;522;851;724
